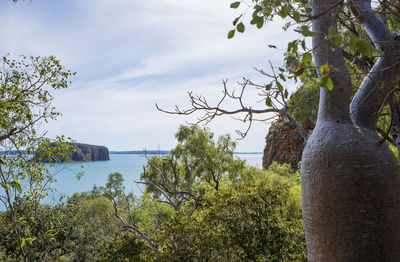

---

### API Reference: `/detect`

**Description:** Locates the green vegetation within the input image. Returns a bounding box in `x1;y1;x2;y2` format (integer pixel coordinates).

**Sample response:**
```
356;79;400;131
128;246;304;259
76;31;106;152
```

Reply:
0;55;76;262
8;0;400;260
0;126;306;261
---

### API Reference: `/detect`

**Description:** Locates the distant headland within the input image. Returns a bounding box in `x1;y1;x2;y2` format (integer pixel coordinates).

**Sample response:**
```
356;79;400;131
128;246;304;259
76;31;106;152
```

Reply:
36;142;110;162
70;143;110;161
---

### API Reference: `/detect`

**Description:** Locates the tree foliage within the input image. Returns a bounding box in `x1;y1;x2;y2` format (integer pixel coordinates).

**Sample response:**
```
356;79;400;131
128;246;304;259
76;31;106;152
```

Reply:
0;55;75;261
154;164;306;262
140;125;245;213
103;127;306;261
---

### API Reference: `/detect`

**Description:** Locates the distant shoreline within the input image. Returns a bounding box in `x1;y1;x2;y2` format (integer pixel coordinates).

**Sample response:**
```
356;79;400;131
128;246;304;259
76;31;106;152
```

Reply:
109;151;262;155
1;150;263;155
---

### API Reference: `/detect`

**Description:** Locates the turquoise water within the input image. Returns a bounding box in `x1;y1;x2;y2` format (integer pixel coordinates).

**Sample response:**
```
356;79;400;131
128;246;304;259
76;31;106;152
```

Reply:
45;153;262;203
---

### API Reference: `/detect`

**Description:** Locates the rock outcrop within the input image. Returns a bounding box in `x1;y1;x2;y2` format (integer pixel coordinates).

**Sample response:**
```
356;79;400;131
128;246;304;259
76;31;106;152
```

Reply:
37;142;110;162
71;143;110;161
262;119;314;170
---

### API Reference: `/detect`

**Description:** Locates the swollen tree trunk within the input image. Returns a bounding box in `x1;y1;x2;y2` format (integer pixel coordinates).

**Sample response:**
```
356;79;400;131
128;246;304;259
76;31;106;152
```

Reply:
300;0;400;261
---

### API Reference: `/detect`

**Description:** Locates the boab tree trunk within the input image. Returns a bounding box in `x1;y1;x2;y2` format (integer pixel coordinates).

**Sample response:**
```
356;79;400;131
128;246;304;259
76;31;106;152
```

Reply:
301;0;400;261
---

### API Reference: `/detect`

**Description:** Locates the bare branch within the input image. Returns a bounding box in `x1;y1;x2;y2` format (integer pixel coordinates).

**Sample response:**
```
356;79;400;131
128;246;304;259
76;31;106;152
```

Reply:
156;79;309;140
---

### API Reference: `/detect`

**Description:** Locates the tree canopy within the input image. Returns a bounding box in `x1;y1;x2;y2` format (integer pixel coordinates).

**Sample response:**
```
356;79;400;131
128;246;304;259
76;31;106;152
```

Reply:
0;55;75;261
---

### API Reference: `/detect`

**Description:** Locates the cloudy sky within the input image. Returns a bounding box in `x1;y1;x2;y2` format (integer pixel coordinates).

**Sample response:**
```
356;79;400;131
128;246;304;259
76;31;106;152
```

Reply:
0;0;297;152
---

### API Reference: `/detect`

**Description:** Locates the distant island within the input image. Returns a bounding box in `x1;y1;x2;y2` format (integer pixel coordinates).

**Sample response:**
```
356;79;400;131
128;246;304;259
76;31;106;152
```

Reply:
70;143;110;161
36;142;110;162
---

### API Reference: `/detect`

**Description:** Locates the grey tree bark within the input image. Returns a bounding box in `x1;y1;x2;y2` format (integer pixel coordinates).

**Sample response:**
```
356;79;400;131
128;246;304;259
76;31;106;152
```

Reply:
301;0;400;261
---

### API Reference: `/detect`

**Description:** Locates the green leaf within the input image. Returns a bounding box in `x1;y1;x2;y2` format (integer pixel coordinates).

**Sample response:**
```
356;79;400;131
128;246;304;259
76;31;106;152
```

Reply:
252;9;259;18
293;11;301;22
237;22;245;33
301;39;306;50
228;30;235;39
288;40;298;54
302;53;312;65
10;179;22;193
265;96;272;107
328;26;337;38
232;16;241;26
326;76;334;90
278;6;290;18
254;5;262;12
319;63;330;75
294;91;302;103
276;81;283;91
334;35;343;46
349;34;358;49
319;75;327;86
250;15;262;25
256;18;264;29
319;75;334;90
326;76;333;91
265;83;272;90
356;39;373;56
284;89;289;99
327;26;343;46
230;2;240;8
21;238;26;248
25;237;36;245
300;67;308;79
300;26;316;37
1;183;9;191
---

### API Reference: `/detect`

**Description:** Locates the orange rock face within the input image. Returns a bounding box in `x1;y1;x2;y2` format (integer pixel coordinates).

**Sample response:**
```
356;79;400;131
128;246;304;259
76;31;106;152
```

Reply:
262;119;314;170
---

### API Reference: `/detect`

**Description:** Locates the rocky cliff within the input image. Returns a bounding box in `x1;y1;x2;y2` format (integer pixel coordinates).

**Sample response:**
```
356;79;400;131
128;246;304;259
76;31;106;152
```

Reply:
71;143;110;161
262;119;314;170
37;142;110;162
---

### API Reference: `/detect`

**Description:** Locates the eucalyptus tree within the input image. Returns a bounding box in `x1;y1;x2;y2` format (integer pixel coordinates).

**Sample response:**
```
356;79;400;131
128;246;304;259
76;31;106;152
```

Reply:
159;0;400;260
0;55;75;262
140;125;245;213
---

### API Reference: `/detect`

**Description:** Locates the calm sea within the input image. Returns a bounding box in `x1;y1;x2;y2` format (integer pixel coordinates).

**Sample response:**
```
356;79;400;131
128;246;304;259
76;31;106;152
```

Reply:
45;153;263;204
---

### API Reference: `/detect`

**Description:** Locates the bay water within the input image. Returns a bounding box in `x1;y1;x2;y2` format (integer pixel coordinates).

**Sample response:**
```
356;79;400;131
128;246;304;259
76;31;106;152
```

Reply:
45;153;263;204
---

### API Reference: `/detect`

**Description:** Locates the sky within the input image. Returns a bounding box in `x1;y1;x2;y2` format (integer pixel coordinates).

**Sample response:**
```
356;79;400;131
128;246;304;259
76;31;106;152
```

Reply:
0;0;298;152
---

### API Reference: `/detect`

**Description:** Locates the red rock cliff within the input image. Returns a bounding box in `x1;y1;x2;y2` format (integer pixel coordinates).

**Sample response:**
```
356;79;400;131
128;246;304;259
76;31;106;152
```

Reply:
262;119;314;169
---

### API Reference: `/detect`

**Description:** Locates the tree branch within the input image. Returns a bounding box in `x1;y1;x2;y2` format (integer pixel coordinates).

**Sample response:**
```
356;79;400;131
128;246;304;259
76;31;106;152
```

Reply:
312;0;353;122
350;0;400;130
156;79;309;140
111;198;161;253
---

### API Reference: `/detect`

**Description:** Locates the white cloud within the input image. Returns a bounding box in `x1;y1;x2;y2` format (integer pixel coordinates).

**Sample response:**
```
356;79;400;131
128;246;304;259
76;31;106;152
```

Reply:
0;0;298;152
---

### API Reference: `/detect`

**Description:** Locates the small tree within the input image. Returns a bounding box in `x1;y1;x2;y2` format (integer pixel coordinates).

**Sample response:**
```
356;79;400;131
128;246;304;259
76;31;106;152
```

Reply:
140;125;245;213
0;55;74;261
110;126;246;254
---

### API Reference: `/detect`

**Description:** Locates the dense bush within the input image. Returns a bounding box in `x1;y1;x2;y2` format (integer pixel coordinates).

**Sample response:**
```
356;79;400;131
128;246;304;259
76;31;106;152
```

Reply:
153;165;306;262
0;127;306;261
